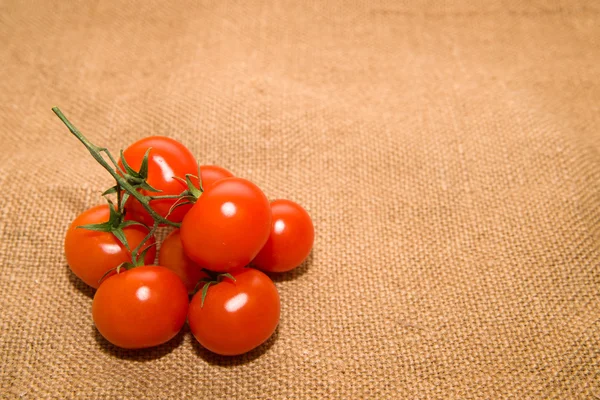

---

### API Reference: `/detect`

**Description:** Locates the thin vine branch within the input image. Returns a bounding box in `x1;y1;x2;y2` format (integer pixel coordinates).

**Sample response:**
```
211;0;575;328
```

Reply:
131;221;159;265
52;107;181;228
148;194;183;200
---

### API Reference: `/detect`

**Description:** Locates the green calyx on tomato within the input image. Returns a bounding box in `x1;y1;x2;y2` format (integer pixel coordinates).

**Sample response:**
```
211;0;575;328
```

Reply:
190;271;237;308
117;147;161;193
65;204;157;289
79;198;137;248
75;198;158;287
95;236;157;286
165;173;204;216
119;136;206;225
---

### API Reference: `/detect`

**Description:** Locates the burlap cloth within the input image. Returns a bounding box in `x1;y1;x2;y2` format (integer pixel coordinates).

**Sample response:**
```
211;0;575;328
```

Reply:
1;1;599;398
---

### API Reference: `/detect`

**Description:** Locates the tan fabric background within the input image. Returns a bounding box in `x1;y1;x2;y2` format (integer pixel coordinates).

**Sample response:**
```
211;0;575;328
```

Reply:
1;0;599;398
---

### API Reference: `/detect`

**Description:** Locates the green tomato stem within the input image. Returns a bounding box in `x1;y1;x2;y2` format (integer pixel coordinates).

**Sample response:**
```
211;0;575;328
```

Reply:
148;194;183;200
52;107;181;228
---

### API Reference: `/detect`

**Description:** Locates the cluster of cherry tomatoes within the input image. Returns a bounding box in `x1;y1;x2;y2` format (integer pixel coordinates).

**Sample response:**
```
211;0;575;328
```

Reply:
61;125;314;356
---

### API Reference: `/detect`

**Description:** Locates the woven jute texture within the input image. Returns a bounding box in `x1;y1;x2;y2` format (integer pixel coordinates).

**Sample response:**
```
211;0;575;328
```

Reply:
1;1;599;398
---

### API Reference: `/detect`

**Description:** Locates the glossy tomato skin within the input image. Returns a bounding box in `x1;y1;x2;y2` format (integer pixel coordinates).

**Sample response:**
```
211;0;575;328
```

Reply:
199;165;233;191
180;177;272;272
120;136;198;225
158;229;208;293
92;266;189;349
188;268;280;356
64;205;156;289
253;200;314;273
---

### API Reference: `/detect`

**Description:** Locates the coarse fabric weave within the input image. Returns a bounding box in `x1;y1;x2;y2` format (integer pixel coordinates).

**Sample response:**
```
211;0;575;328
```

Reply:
1;1;599;398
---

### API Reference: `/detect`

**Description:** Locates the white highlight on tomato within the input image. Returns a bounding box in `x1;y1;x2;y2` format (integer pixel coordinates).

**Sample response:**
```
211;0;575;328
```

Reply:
221;201;237;217
225;293;248;313
136;286;151;301
100;243;122;255
274;219;285;234
153;155;175;182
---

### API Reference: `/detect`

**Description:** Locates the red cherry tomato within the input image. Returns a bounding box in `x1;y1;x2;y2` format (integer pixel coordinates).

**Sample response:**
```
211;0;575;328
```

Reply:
199;165;233;190
188;268;280;355
64;204;156;289
119;136;198;225
158;229;209;293
253;199;314;273
92;266;189;349
180;177;271;272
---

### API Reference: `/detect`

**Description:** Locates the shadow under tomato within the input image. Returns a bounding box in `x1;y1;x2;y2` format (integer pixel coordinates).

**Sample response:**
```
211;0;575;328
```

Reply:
93;323;187;361
66;264;95;299
191;326;279;366
266;252;313;283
